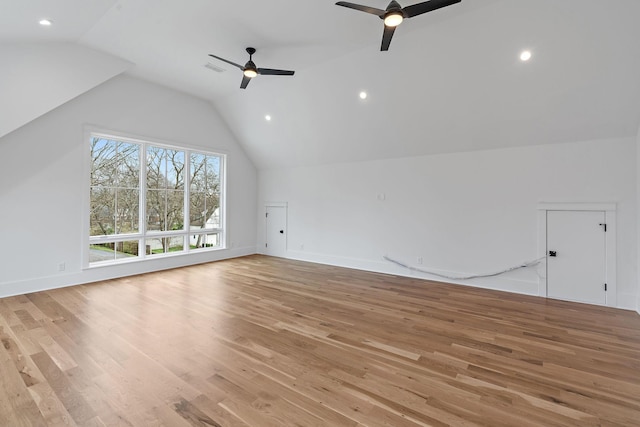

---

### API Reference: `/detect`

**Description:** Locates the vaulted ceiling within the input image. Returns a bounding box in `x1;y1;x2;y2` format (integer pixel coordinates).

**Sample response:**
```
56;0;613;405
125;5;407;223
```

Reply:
2;0;640;168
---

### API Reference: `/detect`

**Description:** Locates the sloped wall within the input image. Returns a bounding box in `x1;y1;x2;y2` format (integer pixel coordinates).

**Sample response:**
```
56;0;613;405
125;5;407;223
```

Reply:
0;43;131;138
0;75;257;297
258;138;637;309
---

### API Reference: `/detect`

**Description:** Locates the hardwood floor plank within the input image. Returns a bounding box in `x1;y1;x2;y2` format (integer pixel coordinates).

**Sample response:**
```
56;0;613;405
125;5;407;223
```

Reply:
1;255;640;426
29;327;79;372
0;335;48;426
0;325;44;387
187;394;251;427
27;382;79;427
31;351;96;425
0;299;24;329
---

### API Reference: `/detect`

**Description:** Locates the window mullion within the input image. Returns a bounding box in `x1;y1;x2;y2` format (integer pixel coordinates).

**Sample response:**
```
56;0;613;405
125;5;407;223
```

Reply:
203;156;207;236
163;153;169;253
114;142;118;236
140;142;147;258
164;172;168;238
219;155;225;247
185;151;191;252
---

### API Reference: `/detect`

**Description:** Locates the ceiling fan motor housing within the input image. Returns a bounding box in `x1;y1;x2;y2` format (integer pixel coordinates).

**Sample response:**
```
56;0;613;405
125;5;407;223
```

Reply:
244;60;257;72
385;0;405;16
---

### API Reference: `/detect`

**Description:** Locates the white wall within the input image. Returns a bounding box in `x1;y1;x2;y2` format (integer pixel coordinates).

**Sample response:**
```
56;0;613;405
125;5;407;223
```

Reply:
0;75;257;298
258;138;637;309
637;126;640;314
0;43;131;138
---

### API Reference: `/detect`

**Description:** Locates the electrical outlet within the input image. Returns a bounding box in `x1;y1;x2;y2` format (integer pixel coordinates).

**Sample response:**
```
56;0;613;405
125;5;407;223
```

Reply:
300;244;304;250
416;257;423;265
58;263;65;272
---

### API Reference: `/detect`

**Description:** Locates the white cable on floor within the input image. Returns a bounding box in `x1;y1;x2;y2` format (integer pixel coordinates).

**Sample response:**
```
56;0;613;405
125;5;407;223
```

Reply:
383;255;545;280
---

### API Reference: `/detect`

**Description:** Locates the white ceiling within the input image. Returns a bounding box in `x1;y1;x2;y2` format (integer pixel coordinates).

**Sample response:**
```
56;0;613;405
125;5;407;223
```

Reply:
2;0;640;169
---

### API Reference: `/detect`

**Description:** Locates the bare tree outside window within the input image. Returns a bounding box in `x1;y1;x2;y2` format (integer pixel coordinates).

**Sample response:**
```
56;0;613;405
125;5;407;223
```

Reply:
190;153;220;248
90;138;140;237
88;134;224;265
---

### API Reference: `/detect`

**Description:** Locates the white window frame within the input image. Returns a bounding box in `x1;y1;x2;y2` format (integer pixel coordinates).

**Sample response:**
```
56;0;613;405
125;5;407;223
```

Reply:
83;129;226;268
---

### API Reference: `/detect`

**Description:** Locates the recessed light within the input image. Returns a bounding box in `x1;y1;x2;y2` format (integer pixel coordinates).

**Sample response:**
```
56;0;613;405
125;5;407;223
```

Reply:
39;19;53;26
265;115;272;121
520;50;532;61
359;91;368;100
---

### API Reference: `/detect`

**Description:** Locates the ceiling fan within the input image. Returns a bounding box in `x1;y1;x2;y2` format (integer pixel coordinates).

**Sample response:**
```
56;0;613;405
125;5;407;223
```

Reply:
336;0;461;51
208;47;295;89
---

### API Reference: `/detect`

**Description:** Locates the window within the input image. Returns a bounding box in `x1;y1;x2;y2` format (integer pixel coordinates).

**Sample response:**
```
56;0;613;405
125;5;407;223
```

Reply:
88;133;224;265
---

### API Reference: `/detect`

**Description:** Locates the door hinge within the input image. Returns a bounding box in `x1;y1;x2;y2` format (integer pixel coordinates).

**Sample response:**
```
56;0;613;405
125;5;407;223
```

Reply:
599;223;607;232
604;283;607;291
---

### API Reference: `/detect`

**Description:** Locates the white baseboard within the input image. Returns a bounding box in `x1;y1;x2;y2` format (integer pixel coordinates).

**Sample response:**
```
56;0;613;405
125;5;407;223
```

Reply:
0;246;256;299
616;293;637;311
284;251;638;309
5;247;634;315
285;250;540;297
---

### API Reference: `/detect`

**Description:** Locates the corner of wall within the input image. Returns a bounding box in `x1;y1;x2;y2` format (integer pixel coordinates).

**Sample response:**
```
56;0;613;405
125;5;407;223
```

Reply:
636;125;640;315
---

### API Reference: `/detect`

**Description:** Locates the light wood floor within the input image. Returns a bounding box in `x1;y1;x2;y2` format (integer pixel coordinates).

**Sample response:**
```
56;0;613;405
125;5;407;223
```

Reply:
1;255;640;426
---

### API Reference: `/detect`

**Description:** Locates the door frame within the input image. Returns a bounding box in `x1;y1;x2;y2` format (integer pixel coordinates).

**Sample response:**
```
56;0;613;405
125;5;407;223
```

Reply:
537;202;616;307
264;202;288;256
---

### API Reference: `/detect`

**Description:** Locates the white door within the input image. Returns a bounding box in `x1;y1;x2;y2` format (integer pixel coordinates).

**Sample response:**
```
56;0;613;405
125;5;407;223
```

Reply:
265;206;287;257
547;210;606;305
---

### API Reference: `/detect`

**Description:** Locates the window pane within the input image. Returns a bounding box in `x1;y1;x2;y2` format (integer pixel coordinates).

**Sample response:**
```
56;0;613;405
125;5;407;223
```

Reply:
147;146;166;189
90;187;115;236
189;196;218;229
206;156;221;185
167;236;185;253
146;189;164;231
91;138;117;187
89;243;115;263
166;150;185;190
115;240;140;259
117;142;140;188
190;233;220;250
206;156;221;229
146;236;184;256
206;157;221;197
146;238;163;255
189;192;206;228
90;240;140;263
190;153;205;191
167;190;184;231
90;138;140;239
190;153;221;231
207;194;220;228
115;189;139;234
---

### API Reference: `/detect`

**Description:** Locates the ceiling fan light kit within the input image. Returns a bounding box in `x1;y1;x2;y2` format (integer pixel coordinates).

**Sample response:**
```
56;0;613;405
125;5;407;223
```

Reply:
384;12;404;27
243;68;258;78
